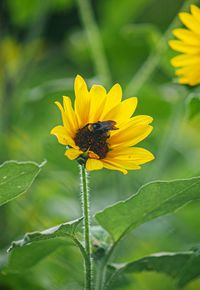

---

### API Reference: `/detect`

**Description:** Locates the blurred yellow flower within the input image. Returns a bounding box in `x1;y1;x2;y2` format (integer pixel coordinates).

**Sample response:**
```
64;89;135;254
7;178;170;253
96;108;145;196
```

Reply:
51;75;154;174
169;5;200;86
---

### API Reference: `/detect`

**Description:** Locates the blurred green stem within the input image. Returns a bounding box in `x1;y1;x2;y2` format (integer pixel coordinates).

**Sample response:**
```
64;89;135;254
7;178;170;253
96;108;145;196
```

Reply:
95;259;106;290
76;0;112;87
125;0;198;96
80;165;92;290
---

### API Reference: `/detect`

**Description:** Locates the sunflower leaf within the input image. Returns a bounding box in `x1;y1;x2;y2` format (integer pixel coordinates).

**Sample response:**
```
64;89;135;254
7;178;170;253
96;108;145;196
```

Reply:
0;160;45;206
107;249;200;288
95;176;200;241
7;218;83;272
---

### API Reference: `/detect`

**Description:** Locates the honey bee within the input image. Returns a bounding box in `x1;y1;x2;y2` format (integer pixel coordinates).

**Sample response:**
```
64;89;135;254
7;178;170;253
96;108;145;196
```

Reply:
87;120;118;135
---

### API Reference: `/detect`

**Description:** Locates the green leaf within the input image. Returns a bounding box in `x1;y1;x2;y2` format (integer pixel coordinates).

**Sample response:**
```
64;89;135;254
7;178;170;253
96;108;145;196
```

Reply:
7;218;83;272
7;240;66;272
8;217;83;252
107;249;200;288
95;177;200;241
0;160;45;206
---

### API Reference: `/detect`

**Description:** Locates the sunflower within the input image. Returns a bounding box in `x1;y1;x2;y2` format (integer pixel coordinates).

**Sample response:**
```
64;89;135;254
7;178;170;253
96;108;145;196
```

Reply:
51;75;154;174
169;5;200;86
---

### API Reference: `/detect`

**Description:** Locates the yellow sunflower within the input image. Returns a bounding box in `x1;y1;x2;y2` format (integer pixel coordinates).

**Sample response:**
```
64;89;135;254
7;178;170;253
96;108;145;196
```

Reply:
169;5;200;86
51;75;154;174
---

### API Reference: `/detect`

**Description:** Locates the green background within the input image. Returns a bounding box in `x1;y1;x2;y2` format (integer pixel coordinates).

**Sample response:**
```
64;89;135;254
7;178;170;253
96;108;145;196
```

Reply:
0;0;200;289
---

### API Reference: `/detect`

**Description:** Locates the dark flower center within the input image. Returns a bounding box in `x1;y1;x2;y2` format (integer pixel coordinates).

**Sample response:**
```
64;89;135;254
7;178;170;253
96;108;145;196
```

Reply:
74;121;118;159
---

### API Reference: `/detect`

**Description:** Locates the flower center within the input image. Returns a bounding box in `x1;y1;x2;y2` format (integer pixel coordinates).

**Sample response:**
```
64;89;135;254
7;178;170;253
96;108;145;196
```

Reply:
74;121;118;159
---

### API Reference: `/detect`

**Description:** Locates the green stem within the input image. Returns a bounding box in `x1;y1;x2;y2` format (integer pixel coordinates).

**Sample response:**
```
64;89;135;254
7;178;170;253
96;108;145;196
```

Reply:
76;0;112;87
94;259;106;290
104;268;122;290
72;237;90;267
94;243;116;290
80;165;92;290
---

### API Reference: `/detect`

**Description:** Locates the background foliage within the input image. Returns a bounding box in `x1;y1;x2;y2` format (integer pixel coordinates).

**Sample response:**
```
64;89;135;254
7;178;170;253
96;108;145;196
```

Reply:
0;0;200;289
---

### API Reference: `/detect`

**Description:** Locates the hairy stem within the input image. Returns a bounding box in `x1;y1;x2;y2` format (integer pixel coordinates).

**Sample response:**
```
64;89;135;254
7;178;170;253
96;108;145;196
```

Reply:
76;0;112;87
80;165;92;290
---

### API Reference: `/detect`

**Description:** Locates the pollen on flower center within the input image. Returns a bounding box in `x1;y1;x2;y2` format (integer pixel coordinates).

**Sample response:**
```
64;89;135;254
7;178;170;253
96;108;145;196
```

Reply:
74;121;118;159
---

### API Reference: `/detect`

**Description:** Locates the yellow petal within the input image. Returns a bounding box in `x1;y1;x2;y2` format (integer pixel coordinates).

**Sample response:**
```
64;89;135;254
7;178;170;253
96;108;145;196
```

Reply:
88;151;100;159
188;78;200;86
175;65;200;77
74;75;90;128
134;115;153;123
55;98;77;138
107;147;155;165
178;70;200;85
111;115;153;138
179;12;200;35
179;77;189;84
102;97;138;125
102;157;141;174
109;116;153;145
101;160;128;174
129;115;153;126
168;40;200;54
86;158;103;171
109;126;153;148
65;148;82;160
185;72;200;85
51;125;76;147
88;85;107;123
55;101;68;128
172;28;200;45
171;54;200;67
100;83;122;119
107;158;141;170
63;96;78;135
